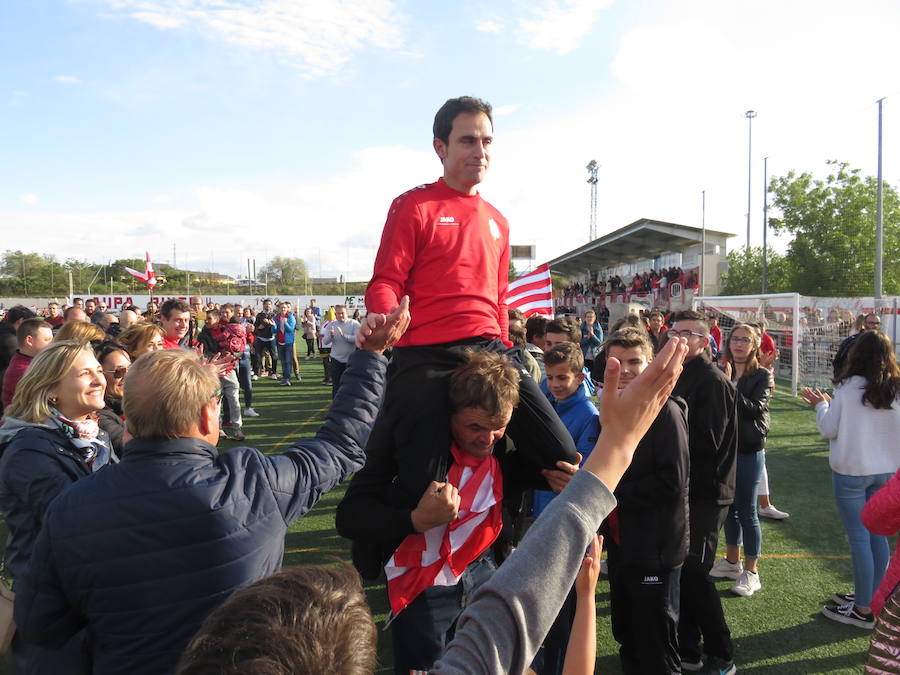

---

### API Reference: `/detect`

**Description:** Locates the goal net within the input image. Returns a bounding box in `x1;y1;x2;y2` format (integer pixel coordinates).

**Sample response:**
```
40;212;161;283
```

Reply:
693;293;899;396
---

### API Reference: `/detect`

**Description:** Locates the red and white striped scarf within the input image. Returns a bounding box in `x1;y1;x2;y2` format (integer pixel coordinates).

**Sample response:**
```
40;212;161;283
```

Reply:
385;443;503;617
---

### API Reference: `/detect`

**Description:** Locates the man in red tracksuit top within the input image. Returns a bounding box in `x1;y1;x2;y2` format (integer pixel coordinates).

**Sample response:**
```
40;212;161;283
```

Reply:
342;97;579;613
366;172;511;347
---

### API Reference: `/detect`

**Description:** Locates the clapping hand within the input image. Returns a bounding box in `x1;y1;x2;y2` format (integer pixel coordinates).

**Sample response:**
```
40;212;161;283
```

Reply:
581;337;687;491
208;352;235;375
801;387;830;407
761;348;780;369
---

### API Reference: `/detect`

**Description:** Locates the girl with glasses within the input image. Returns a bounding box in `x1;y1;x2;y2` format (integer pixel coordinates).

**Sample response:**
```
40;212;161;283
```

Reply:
709;323;772;598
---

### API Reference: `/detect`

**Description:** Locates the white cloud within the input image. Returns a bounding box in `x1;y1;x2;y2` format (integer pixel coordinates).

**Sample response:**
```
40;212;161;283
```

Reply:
517;0;614;54
592;0;900;254
98;0;405;77
20;194;39;206
130;11;183;29
54;75;83;85
14;0;900;282
476;16;504;33
493;104;519;116
1;145;439;281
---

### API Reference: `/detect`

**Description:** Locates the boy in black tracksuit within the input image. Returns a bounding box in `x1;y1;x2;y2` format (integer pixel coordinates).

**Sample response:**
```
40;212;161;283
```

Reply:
601;328;690;674
669;310;738;675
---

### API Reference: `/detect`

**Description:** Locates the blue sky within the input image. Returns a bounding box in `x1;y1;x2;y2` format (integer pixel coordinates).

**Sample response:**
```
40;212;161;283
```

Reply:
3;0;899;281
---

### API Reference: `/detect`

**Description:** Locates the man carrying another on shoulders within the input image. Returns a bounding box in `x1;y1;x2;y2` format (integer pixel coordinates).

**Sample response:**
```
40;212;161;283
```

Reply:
337;350;553;674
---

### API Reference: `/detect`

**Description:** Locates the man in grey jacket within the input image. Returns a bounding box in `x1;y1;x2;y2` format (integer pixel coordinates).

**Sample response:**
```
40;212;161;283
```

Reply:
327;304;360;398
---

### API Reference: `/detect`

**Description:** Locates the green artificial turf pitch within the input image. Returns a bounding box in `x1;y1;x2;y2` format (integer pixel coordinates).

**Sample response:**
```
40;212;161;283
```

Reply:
0;360;881;673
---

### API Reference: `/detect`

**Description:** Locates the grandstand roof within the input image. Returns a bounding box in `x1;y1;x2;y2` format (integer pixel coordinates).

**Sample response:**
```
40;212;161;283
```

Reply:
546;218;735;277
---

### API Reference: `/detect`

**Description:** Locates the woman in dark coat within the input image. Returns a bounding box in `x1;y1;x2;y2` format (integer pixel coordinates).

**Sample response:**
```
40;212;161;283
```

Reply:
0;340;112;672
95;340;131;459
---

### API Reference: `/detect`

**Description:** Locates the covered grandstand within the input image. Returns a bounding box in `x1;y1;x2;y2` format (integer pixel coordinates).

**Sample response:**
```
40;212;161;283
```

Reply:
546;218;736;313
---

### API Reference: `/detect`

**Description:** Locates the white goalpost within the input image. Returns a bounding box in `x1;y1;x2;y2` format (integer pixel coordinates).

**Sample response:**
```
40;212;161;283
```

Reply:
693;293;899;397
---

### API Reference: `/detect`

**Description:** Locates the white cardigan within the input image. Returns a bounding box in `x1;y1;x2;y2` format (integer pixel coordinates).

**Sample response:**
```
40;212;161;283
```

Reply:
815;375;900;476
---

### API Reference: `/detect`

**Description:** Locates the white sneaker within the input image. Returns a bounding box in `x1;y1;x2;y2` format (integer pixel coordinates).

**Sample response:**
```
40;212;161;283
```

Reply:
759;505;790;520
243;407;260;418
731;569;761;597
251;374;258;381
709;557;743;580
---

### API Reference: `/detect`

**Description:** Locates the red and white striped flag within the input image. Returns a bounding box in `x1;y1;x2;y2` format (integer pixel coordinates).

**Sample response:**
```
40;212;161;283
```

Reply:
506;263;553;317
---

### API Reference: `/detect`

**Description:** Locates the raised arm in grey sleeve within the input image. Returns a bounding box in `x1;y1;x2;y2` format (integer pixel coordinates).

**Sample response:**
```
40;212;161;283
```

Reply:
431;469;616;675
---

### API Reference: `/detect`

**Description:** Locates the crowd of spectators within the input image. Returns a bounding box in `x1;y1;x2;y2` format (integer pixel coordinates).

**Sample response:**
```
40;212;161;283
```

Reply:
561;266;700;300
0;294;897;673
0;297;363;443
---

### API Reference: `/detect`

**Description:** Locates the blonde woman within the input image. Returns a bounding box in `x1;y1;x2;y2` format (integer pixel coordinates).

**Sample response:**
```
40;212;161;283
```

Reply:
54;319;106;345
118;322;166;360
0;341;112;670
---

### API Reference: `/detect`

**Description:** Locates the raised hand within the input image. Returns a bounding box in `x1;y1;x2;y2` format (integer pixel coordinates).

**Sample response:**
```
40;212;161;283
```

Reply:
582;337;687;491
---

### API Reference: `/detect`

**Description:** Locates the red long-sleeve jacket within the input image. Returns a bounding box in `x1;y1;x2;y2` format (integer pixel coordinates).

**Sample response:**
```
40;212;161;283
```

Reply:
862;468;900;615
365;179;510;348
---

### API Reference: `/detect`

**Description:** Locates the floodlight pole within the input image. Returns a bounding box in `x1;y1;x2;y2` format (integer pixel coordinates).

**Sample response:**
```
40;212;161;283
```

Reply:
875;98;884;299
586;160;599;241
762;156;768;293
745;110;757;250
700;190;706;296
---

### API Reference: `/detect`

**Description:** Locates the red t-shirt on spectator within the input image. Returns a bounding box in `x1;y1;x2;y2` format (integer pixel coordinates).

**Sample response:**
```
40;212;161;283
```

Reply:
162;336;182;350
2;351;32;408
710;325;722;350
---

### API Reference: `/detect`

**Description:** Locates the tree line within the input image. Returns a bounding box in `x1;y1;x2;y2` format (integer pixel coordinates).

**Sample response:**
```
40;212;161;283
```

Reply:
720;160;899;297
0;254;366;298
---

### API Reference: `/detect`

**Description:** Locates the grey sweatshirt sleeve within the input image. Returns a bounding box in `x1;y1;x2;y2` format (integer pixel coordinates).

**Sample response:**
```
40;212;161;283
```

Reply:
430;469;616;675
